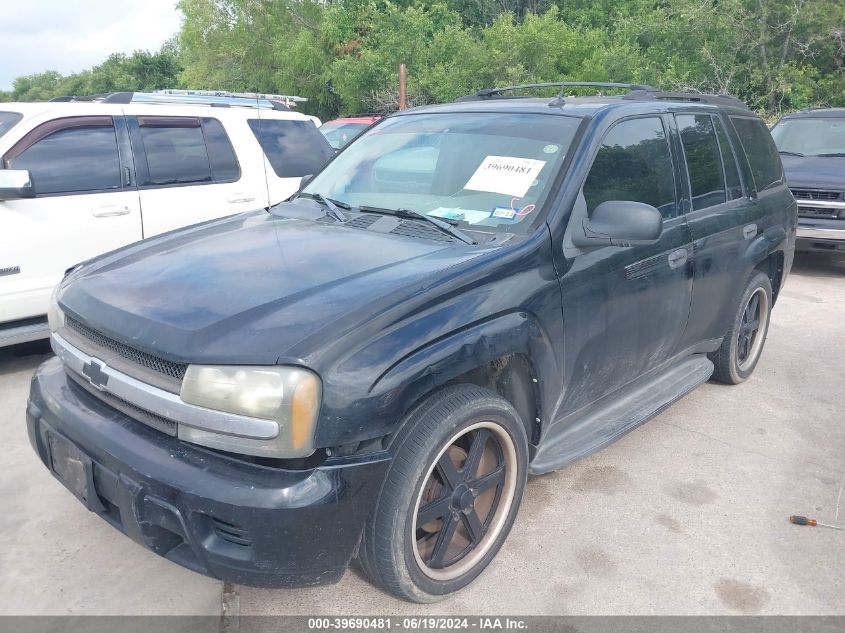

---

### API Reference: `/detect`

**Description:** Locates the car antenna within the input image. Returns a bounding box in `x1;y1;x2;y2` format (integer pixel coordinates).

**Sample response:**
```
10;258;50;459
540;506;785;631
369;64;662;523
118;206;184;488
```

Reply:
548;83;568;108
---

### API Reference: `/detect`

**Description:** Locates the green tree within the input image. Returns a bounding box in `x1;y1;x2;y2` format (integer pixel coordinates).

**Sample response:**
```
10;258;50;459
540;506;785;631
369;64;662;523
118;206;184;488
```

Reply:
2;48;182;102
4;0;843;118
9;71;65;101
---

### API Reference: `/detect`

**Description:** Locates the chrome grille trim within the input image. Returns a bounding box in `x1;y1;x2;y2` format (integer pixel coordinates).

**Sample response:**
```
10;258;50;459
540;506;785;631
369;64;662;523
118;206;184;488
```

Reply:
792;199;845;209
67;370;178;437
52;333;280;440
794;198;845;220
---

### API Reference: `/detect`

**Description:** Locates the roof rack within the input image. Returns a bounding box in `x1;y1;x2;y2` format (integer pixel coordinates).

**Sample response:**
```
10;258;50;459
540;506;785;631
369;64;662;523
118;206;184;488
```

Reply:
461;82;656;101
49;89;307;111
458;82;749;110
50;93;112;103
623;89;748;109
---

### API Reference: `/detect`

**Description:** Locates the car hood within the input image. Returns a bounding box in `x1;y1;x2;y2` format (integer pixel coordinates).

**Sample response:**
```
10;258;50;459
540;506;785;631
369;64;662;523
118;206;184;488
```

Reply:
780;155;845;191
60;209;485;365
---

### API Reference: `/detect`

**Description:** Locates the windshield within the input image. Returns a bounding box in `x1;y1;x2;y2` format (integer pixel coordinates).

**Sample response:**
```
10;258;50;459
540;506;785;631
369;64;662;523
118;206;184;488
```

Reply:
305;112;581;232
0;111;22;139
771;117;845;156
320;121;372;149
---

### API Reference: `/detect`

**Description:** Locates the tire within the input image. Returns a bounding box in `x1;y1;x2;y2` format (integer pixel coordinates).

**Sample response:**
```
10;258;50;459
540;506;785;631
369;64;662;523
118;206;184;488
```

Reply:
709;271;773;384
358;384;528;602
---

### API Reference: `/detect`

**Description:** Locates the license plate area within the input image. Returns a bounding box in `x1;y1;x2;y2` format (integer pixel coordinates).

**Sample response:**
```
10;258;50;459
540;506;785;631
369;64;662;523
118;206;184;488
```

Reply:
48;432;104;511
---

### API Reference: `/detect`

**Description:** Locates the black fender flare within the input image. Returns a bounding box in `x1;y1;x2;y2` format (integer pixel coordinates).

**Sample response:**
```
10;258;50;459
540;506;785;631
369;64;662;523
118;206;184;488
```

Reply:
743;225;787;269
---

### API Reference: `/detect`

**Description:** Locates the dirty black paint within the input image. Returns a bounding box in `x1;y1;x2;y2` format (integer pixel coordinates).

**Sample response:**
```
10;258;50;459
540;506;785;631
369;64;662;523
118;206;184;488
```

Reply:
29;96;795;587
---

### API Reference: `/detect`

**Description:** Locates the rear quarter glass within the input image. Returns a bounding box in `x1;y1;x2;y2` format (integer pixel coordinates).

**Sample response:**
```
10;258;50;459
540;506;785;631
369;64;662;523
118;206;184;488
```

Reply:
248;119;335;178
730;116;784;191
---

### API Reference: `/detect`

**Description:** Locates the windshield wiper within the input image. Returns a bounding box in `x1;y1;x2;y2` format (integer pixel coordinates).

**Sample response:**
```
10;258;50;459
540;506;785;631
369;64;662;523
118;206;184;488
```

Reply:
290;191;349;223
358;205;476;245
816;152;845;158
778;150;805;157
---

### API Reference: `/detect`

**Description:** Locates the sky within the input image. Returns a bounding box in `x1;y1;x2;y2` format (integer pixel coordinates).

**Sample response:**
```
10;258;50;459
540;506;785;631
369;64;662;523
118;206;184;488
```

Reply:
0;0;182;90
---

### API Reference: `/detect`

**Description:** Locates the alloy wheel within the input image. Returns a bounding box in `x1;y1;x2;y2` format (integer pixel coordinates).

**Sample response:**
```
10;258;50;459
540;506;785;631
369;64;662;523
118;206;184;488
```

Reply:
736;286;770;372
412;421;518;581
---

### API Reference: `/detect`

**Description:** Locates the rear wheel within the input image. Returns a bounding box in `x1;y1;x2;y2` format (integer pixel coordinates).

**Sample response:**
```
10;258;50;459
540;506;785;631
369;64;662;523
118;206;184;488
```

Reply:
710;271;772;384
358;385;528;602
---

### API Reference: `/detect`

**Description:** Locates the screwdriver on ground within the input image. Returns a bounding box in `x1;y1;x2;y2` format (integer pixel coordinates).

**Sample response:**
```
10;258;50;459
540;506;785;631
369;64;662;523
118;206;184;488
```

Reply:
789;515;843;530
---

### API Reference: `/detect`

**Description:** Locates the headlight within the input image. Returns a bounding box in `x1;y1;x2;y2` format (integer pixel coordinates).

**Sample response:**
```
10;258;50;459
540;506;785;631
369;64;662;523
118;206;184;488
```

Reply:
179;365;321;458
47;283;65;333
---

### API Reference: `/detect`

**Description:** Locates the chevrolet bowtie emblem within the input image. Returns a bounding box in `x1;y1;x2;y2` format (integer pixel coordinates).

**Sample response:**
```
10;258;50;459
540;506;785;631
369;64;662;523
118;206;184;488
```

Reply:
82;359;109;390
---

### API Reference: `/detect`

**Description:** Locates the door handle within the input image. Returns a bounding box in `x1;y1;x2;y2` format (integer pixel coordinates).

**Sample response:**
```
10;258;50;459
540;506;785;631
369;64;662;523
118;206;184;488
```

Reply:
91;205;130;218
227;193;256;204
668;248;688;269
743;224;757;239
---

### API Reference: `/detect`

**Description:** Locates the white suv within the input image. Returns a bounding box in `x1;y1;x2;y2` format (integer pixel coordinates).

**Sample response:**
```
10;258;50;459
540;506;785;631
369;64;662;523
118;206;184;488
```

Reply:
0;91;335;347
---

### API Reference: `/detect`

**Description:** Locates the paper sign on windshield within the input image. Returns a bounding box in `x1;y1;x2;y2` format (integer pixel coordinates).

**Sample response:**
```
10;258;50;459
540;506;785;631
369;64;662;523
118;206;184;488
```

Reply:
464;156;546;198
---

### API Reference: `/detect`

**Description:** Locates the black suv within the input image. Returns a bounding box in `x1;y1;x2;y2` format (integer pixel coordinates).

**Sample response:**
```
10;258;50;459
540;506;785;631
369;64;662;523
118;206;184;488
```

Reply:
27;83;795;602
770;107;845;255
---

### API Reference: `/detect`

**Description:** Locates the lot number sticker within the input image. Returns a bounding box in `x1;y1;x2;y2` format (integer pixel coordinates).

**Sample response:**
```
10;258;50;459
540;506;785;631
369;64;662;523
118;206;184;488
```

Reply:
464;156;546;198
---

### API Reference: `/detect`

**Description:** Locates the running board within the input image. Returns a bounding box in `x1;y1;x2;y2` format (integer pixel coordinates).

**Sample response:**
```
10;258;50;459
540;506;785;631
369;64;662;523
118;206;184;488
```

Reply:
0;319;50;348
529;355;714;475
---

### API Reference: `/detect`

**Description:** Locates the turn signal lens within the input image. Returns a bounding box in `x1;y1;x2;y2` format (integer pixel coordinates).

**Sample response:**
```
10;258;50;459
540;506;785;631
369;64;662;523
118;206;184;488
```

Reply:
291;373;320;450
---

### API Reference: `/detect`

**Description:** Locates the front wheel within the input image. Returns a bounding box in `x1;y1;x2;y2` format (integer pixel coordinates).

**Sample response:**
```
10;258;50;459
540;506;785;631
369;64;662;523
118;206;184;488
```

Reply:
358;385;528;602
710;271;773;384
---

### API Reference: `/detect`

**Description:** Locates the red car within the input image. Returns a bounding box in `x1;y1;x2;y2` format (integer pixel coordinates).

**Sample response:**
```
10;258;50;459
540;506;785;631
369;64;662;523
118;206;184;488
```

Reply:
320;115;380;149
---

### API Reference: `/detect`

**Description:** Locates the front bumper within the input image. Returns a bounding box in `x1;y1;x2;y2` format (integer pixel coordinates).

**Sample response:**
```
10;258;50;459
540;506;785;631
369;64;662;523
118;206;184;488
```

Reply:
796;219;845;252
26;356;390;587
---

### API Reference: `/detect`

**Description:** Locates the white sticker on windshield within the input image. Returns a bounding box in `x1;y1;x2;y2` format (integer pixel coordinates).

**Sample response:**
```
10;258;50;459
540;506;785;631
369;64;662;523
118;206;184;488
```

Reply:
464;156;547;198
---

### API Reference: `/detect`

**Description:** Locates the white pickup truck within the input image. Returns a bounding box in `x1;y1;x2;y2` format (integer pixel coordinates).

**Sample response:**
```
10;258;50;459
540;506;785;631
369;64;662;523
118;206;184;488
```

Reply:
0;91;335;347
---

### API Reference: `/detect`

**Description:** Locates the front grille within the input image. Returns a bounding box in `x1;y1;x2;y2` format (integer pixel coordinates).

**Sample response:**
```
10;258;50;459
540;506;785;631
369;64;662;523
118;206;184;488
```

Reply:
791;189;842;201
67;370;178;437
797;205;841;219
66;316;187;381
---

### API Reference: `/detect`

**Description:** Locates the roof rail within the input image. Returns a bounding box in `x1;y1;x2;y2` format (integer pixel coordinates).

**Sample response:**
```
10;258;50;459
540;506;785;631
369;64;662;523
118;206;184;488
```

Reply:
49;93;115;103
49;89;307;111
623;89;748;109
461;82;656;101
457;82;750;110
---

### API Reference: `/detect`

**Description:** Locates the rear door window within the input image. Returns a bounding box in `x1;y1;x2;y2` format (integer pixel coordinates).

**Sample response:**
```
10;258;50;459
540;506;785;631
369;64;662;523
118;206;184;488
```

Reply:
136;117;212;186
729;116;784;192
583;116;678;218
676;114;727;210
5;118;121;195
248;119;335;178
133;116;239;187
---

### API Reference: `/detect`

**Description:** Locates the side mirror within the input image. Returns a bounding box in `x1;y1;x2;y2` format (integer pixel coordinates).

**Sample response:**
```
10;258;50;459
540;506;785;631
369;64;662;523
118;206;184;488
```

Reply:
0;169;35;200
299;174;314;190
571;200;663;248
